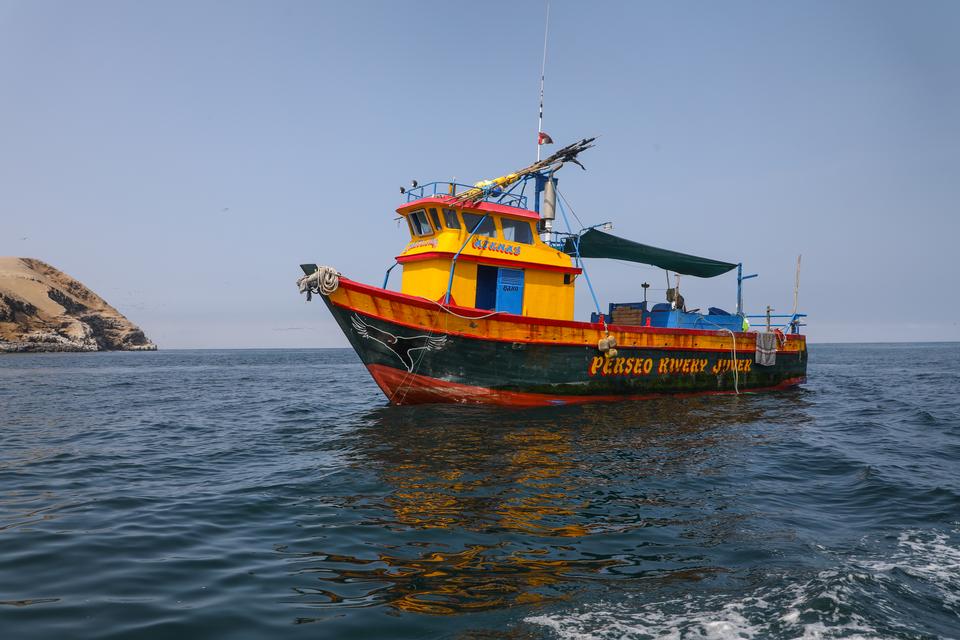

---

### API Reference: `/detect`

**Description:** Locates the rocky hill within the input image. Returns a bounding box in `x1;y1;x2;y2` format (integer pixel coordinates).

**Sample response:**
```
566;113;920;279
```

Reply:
0;257;156;352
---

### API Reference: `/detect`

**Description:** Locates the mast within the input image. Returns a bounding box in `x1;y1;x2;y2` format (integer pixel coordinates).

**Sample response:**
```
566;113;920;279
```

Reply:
536;1;550;162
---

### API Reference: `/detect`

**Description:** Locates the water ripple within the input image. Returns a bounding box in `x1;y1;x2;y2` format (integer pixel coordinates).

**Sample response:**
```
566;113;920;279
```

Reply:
1;345;958;639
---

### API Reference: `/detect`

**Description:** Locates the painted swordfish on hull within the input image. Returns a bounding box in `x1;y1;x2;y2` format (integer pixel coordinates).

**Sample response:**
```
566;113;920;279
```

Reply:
297;139;807;406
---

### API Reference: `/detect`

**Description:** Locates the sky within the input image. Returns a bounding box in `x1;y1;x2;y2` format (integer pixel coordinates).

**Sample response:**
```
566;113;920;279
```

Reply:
1;0;957;347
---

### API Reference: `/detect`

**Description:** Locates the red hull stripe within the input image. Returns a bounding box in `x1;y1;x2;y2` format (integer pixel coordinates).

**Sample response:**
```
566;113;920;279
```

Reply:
395;251;582;275
398;196;540;220
368;363;806;407
336;277;804;342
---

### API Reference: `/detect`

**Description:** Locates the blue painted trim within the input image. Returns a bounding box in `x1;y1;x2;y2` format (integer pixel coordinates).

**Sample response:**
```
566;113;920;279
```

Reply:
744;314;808;319
736;263;758;316
404;182;528;209
573;234;604;324
382;261;399;289
744;313;808;334
444;214;489;305
533;173;545;215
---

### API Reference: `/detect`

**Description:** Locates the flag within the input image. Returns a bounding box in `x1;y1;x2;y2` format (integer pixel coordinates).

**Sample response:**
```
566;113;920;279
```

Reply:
538;131;554;145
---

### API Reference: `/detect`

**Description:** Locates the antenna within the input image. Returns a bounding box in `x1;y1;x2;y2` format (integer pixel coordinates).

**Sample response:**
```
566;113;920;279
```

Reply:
537;1;550;161
792;254;802;316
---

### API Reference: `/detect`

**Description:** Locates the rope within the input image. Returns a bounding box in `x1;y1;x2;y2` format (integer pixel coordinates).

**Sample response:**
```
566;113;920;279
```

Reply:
317;267;340;295
703;317;740;395
554;186;574;234
386;298;500;404
427;298;501;319
390;346;423;405
389;300;476;404
556;188;585;230
297;265;340;300
572;235;604;325
727;330;739;395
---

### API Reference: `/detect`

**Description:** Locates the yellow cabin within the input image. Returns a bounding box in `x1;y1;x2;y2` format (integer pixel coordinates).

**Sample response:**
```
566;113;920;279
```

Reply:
394;196;580;321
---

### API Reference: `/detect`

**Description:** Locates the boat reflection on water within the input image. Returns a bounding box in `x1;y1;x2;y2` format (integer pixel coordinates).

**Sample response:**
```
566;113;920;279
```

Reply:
281;394;810;617
380;426;589;538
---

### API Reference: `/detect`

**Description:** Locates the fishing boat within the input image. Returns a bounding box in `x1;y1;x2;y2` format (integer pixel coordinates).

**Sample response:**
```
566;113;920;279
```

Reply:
297;139;807;406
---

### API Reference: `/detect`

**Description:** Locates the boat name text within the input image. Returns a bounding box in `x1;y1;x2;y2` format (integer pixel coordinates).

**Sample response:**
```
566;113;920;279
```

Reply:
589;356;752;377
406;238;439;250
473;238;521;255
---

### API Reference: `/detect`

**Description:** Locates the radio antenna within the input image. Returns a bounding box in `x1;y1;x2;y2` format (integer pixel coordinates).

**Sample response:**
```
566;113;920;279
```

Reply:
792;254;802;316
536;1;550;161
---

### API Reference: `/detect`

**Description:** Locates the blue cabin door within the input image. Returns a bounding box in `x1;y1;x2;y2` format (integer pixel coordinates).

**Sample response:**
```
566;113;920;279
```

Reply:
495;268;524;314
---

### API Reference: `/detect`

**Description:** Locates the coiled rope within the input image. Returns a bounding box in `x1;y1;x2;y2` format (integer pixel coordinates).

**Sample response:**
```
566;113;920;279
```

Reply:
297;266;340;300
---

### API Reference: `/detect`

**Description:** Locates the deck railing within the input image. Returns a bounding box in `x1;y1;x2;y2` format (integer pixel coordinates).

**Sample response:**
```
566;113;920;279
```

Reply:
744;313;808;334
403;181;529;210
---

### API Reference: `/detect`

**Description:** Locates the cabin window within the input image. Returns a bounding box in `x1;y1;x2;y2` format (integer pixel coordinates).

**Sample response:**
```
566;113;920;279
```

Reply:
442;208;461;229
429;208;442;230
408;209;433;236
501;218;534;244
462;213;496;238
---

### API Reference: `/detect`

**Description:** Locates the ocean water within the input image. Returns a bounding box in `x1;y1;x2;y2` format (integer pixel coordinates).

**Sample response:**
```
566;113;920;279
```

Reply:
1;344;959;639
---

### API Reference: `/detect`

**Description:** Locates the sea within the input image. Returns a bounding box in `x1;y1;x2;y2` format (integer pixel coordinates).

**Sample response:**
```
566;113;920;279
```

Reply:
1;343;959;639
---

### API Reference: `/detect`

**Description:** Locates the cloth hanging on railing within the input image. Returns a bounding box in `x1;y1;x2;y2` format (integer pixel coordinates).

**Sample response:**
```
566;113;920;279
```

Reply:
755;332;778;366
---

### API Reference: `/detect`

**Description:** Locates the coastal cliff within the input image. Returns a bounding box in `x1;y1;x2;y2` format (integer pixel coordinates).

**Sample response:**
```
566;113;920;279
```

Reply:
0;257;156;353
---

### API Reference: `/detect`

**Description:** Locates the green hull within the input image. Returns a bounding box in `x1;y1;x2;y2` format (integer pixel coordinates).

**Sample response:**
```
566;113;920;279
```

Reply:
325;300;806;406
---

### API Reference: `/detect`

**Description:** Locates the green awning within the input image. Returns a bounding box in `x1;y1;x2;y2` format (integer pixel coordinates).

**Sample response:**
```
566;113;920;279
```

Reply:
563;229;737;278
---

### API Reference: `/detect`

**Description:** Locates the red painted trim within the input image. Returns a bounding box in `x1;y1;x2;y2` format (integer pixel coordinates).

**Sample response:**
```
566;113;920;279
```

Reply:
368;363;806;407
395;251;582;275
335;276;806;343
398;196;540;220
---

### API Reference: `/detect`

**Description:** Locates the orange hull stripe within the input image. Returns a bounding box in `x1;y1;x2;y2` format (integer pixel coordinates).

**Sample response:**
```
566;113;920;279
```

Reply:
328;278;806;354
332;297;784;353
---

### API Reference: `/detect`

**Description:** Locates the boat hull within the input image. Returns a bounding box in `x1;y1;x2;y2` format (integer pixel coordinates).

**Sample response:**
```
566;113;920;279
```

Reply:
321;278;807;406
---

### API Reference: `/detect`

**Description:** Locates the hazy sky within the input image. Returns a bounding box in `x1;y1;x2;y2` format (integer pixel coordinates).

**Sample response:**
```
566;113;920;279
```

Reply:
1;0;957;347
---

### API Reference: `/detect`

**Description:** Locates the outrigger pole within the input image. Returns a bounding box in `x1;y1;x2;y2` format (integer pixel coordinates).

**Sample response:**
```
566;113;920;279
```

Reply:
449;138;595;208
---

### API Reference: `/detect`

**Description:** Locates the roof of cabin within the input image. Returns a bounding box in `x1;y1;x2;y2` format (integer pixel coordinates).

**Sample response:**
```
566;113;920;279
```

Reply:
397;195;540;221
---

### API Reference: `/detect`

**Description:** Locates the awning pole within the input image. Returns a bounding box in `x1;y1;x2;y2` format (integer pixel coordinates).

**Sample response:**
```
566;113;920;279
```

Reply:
736;263;742;315
736;263;758;316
